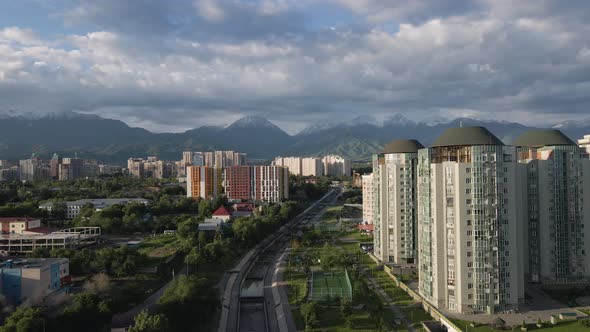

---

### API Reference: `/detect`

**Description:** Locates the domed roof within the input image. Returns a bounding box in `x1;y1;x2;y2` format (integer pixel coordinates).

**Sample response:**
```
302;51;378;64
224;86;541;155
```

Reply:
513;129;575;148
381;139;424;154
432;126;504;147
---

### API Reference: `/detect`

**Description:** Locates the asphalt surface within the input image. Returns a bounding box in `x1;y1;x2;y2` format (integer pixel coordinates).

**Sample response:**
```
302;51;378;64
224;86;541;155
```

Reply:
218;188;340;332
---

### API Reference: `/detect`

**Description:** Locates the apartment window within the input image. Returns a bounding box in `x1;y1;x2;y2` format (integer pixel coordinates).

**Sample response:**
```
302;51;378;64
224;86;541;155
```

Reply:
468;283;473;289
466;199;472;204
467;241;471;247
466;168;471;173
466;188;471;194
466;178;471;184
467;220;472;226
467;262;473;267
467;252;472;257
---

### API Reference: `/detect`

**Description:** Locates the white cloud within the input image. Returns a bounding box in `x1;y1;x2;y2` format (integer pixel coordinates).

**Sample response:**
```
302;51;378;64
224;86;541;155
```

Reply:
195;0;226;22
1;0;590;130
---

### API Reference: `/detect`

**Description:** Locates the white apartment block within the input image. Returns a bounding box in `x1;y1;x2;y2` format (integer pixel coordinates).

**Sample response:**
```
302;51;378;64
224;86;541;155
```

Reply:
274;157;302;175
274;156;323;176
252;166;290;203
515;130;590;284
417;127;523;314
322;155;351;177
301;157;323;176
362;173;374;225
372;140;423;266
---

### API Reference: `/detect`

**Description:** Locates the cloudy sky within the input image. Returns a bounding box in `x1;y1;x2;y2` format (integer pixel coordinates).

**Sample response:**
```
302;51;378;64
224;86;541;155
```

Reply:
1;0;590;134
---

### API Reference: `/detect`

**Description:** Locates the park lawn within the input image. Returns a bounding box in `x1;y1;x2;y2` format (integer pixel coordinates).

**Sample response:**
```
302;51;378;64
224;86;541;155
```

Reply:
452;318;590;332
402;306;432;324
536;320;590;331
344;231;373;242
287;271;308;305
137;235;181;269
322;205;343;222
315;306;381;331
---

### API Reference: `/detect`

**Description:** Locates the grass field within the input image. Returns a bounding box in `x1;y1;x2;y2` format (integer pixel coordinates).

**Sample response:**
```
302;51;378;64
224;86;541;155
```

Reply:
137;235;180;269
310;271;352;300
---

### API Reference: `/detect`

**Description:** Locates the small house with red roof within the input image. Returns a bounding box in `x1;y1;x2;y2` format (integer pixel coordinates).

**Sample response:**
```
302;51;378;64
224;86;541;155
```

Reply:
212;206;231;222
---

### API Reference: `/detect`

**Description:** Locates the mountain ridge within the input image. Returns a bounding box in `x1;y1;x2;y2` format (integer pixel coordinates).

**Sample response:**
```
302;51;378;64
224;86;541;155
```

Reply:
0;111;588;164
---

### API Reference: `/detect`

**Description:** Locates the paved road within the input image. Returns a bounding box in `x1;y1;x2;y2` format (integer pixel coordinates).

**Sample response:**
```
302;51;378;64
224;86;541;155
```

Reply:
272;247;298;332
218;188;339;332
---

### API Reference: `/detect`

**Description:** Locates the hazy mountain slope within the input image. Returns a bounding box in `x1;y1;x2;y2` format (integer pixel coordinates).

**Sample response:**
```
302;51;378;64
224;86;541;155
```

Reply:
0;111;588;164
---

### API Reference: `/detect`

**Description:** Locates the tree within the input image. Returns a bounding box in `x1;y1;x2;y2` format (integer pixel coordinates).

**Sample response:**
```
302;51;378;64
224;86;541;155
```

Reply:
176;218;199;249
158;275;219;331
203;241;224;263
198;231;208;249
129;310;169;332
0;306;44;332
300;301;319;330
51;202;67;220
198;199;212;219
27;247;50;258
59;292;112;332
184;248;202;273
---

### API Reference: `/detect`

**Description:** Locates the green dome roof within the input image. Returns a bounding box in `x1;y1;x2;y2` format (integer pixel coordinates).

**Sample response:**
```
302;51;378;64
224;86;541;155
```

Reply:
513;130;576;148
432;127;504;147
381;139;424;154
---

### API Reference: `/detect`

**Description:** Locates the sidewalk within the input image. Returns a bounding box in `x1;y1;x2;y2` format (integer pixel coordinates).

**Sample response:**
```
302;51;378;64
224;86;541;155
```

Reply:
359;265;416;332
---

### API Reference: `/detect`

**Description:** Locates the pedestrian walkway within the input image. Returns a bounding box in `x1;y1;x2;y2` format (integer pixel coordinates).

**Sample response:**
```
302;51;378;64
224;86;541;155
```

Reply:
336;245;416;332
359;265;416;332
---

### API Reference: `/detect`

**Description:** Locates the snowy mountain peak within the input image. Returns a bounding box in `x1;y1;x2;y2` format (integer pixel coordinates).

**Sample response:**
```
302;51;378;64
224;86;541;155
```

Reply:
384;113;414;126
227;115;281;130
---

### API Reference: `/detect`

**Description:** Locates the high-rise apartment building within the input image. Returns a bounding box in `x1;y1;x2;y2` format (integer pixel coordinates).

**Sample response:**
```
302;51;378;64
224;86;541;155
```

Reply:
127;157;174;179
302;157;323;176
19;154;50;181
514;130;590;283
186;166;223;199
224;166;289;203
274;157;302;175
372;140;423;265
274;156;323;176
322;155;351;177
361;173;374;224
579;134;590;157
183;150;246;167
224;166;252;200
417;127;523;314
59;157;84;180
50;153;61;179
182;151;194;164
127;158;144;178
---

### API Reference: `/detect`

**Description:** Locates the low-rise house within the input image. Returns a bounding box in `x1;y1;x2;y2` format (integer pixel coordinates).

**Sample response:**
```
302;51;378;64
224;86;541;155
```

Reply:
39;198;150;219
0;218;42;234
198;219;224;232
211;206;231;222
0;258;70;304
